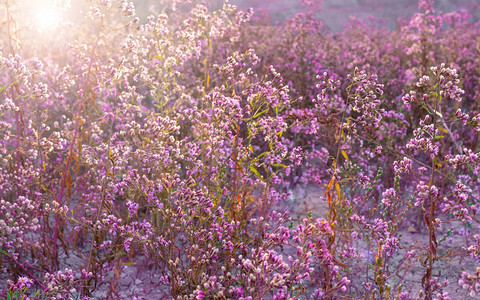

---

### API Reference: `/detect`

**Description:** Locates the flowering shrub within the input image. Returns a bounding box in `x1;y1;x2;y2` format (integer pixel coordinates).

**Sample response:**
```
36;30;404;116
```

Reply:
0;0;480;299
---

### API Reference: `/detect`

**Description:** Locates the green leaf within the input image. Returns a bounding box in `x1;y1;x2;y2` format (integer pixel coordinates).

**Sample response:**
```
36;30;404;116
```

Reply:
253;108;268;119
422;105;431;114
249;165;263;181
0;80;18;94
433;158;443;168
0;84;8;94
0;249;10;257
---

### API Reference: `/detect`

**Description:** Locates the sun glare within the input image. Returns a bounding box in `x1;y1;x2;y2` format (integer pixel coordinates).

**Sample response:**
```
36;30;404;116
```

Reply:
33;6;63;32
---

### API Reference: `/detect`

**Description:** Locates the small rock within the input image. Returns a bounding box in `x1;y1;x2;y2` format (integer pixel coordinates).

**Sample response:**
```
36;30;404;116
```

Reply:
407;226;417;233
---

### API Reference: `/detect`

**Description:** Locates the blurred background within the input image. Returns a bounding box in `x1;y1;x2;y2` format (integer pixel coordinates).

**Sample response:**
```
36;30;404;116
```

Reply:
223;0;480;31
11;0;480;34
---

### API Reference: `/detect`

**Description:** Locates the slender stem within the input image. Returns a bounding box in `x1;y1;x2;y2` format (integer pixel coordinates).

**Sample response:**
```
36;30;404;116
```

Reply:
52;119;79;268
5;1;22;170
424;86;440;300
53;14;105;272
425;103;463;155
351;132;456;184
0;250;46;291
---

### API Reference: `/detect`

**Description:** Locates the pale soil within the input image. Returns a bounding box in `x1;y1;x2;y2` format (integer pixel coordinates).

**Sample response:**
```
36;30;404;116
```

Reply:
279;184;478;299
3;183;474;299
87;183;477;299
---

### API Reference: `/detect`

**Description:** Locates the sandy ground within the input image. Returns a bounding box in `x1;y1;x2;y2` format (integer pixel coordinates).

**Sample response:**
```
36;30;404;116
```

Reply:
74;184;478;299
283;184;478;299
